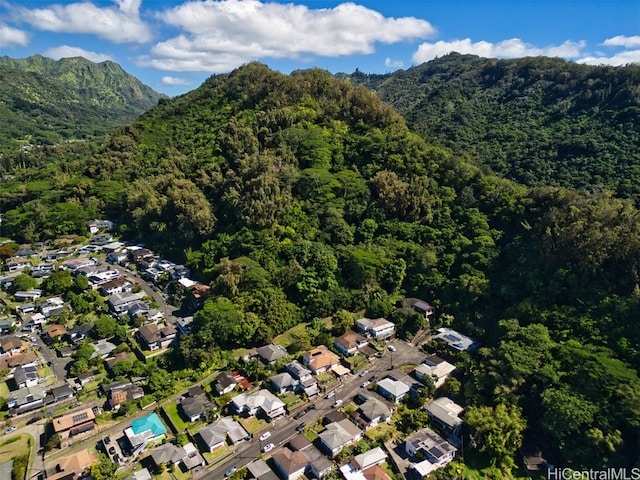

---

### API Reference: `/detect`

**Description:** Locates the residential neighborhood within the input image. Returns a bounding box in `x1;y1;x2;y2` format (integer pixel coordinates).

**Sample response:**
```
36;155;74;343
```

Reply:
0;227;479;480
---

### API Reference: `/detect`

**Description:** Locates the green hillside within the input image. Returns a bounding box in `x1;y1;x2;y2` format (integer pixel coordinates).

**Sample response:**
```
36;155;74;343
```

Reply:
340;54;640;203
0;63;638;473
0;55;166;153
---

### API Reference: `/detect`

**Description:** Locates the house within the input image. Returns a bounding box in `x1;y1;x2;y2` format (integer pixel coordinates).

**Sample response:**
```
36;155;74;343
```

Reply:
124;413;167;452
91;339;117;358
272;447;308;480
405;427;457;477
304;445;334;479
86;219;114;234
425;397;464;438
231;389;286;420
13;364;38;388
285;360;313;382
16;302;36;315
43;324;68;344
103;381;144;410
99;277;133;296
256;343;288;364
105;352;131;370
0;316;17;334
376;377;411;404
51;448;98;480
22;312;45;331
175;316;194;335
51;385;74;402
124;468;152;480
169;264;190;281
40;297;66;318
400;298;435;319
5;257;30;272
302;345;340;374
68;323;93;344
356;317;395;340
129;248;155;264
186;283;210;310
106;250;129;265
108;291;146;314
334;330;369;357
214;371;237;396
0;336;23;355
414;356;456;389
340;447;388;480
136;323;177;351
246;459;280;480
0;351;37;373
196;417;249;451
270;372;298;394
7;385;46;415
52;407;96;438
318;419;362;456
180;389;212;422
90;233;114;245
14;289;44;302
149;442;204;472
435;328;479;352
60;257;97;272
350;397;393;430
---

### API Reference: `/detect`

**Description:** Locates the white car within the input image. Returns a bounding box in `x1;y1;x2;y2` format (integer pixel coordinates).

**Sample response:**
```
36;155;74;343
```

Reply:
262;443;275;453
333;399;343;408
325;391;336;399
388;345;397;352
361;381;371;388
259;431;271;442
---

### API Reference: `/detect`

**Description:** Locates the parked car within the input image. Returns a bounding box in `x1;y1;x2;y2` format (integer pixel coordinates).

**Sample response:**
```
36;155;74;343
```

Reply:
6;426;17;434
333;399;343;408
103;437;111;445
262;443;275;453
388;345;397;352
361;381;371;388
108;447;116;455
359;370;368;377
259;431;271;441
293;411;306;420
296;422;307;432
325;391;336;399
224;466;238;477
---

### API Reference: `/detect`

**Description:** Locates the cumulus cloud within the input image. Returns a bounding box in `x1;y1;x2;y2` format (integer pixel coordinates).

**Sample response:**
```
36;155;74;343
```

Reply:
385;57;403;68
13;0;152;43
602;35;640;48
0;22;30;47
44;45;113;63
412;38;585;64
577;50;640;66
141;0;435;72
161;76;193;86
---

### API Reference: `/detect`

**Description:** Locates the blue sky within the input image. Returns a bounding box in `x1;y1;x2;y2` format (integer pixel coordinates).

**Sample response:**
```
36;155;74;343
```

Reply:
1;0;638;95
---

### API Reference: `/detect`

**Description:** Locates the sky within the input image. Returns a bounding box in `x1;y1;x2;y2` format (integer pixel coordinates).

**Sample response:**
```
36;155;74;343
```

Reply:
0;0;638;96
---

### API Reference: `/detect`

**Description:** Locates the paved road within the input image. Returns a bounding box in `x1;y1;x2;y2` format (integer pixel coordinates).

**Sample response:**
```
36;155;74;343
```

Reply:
201;338;426;479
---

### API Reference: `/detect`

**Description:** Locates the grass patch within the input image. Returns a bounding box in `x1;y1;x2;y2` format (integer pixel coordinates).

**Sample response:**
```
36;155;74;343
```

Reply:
0;433;30;463
38;366;53;377
203;444;233;464
280;393;303;410
163;403;189;432
364;422;395;441
0;382;9;398
239;416;267;434
273;323;308;348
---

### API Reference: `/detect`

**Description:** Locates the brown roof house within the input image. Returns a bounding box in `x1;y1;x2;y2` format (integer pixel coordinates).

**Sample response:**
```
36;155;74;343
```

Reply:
52;407;96;439
302;345;340;374
272;447;308;480
333;330;369;357
49;448;98;480
136;323;177;351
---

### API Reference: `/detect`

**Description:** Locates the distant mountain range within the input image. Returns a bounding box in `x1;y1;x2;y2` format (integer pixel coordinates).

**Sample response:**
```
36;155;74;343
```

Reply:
0;55;166;151
339;54;640;203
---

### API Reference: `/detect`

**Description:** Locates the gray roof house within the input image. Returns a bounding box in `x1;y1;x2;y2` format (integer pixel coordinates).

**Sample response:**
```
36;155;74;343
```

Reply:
256;344;288;364
108;292;146;314
376;377;411;404
425;397;464;438
285;360;312;382
318;419;362;456
246;459;280;480
7;385;46;414
196;417;249;452
214;371;237;396
405;427;457;476
269;372;298;394
231;389;286;420
13;364;38;388
350;397;393;430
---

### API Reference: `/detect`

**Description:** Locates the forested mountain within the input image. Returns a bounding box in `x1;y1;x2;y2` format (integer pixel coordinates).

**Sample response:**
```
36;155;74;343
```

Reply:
0;55;166;152
1;63;639;474
340;54;640;204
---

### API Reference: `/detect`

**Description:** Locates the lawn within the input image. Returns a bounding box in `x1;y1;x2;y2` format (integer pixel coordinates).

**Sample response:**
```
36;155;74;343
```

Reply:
203;444;233;465
280;393;303;410
364;422;395;441
0;433;31;463
162;403;189;432
0;382;9;398
273;323;308;348
239;416;267;434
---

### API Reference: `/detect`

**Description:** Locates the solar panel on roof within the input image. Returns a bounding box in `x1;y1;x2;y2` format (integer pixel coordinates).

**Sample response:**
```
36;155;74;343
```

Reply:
443;334;460;342
428;446;444;458
72;411;89;423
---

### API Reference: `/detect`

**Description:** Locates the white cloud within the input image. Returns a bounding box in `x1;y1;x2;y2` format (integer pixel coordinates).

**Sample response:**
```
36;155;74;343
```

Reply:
44;45;113;63
602;35;640;48
385;57;403;68
141;0;435;72
13;0;152;43
161;76;193;86
0;22;30;47
577;50;640;66
412;38;585;64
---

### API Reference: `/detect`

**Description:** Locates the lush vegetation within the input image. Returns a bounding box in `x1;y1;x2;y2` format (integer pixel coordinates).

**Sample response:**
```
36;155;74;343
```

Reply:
1;61;639;473
341;54;640;204
0;55;166;155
